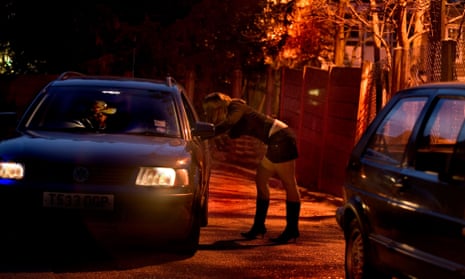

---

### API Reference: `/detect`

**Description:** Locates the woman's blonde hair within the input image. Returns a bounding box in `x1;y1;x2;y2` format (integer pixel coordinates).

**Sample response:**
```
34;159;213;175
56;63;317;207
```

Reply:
203;92;231;108
203;92;231;112
202;92;232;123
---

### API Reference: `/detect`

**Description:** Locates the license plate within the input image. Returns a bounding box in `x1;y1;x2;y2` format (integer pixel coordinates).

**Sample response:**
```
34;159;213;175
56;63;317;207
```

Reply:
43;192;114;211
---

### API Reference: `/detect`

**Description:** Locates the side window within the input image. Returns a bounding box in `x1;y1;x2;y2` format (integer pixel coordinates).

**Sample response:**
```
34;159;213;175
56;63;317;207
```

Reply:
415;98;465;174
363;97;427;165
181;93;197;128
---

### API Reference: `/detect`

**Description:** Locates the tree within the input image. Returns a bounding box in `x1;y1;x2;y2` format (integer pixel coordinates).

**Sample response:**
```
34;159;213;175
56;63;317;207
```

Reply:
0;0;202;75
159;0;267;90
341;0;431;103
251;0;335;70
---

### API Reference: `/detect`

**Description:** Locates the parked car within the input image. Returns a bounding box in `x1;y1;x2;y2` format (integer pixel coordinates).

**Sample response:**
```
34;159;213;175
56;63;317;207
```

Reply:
336;82;465;279
0;71;214;255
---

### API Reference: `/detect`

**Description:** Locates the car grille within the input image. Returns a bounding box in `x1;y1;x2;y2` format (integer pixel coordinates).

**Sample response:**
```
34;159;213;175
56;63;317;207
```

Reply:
24;163;138;185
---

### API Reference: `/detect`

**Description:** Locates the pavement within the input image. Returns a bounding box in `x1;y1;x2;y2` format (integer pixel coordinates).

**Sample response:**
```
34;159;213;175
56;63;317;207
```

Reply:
212;161;342;207
210;161;342;221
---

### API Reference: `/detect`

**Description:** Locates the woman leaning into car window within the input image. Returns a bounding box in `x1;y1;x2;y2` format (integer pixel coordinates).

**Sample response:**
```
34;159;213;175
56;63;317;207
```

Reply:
202;92;301;244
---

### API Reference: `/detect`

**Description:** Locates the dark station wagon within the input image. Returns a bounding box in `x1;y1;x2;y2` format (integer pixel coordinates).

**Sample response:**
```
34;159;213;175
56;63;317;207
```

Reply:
0;72;214;255
336;82;465;279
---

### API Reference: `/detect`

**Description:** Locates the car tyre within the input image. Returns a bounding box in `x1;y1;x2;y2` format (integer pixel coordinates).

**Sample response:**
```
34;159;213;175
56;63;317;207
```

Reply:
178;205;201;256
200;184;209;227
345;218;388;279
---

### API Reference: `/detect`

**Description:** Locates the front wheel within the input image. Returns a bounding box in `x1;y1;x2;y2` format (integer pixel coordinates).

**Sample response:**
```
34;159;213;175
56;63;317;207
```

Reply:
177;205;201;256
200;184;209;227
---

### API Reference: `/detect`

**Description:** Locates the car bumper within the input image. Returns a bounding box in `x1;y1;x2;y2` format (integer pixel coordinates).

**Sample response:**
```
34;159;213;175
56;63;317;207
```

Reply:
0;185;196;241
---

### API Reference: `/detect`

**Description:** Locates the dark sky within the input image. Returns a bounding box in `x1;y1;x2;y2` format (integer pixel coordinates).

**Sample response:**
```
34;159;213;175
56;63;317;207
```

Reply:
100;0;203;25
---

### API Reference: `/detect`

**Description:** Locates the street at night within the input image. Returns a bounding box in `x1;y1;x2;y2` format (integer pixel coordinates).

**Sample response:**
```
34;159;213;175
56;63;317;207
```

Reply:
0;162;345;279
2;1;465;279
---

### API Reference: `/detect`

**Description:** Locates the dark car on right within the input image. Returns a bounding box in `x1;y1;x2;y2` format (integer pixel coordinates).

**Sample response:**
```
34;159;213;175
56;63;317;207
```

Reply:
336;82;465;279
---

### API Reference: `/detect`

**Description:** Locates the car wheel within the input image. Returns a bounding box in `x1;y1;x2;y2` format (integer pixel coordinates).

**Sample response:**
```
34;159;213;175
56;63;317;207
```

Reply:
200;184;209;227
178;205;201;256
345;218;388;279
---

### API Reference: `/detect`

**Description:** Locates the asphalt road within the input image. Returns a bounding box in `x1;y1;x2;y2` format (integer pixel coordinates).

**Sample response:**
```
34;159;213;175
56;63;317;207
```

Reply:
0;162;345;279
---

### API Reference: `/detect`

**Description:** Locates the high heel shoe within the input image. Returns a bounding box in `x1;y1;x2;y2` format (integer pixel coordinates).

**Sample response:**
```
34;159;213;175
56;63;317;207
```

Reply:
241;199;269;239
240;226;267;239
270;201;301;244
269;229;299;244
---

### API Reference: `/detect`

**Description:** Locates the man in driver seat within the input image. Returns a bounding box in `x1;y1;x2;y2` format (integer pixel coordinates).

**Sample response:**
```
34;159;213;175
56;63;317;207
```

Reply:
80;100;117;130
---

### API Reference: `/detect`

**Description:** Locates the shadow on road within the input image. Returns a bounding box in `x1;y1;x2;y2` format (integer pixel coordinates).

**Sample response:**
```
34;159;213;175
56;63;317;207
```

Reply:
199;238;281;251
0;234;194;274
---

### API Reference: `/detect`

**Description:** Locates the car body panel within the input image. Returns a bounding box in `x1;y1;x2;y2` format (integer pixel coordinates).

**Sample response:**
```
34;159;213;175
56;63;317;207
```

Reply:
0;132;190;166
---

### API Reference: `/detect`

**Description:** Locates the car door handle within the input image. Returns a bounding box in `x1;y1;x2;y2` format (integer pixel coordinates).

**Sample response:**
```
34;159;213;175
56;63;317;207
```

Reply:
385;175;405;188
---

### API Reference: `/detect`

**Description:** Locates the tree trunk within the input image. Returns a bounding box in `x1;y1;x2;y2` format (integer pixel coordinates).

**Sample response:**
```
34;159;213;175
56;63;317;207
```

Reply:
370;0;384;110
232;69;243;99
265;65;274;116
391;0;409;94
334;0;348;66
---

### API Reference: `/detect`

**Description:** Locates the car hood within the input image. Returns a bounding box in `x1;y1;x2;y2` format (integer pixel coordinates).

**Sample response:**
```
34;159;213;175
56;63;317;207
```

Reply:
0;131;191;166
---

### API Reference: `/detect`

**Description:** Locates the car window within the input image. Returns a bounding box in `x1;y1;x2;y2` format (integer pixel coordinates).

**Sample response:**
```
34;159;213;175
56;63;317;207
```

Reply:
363;97;427;165
26;87;181;137
181;93;197;128
449;130;465;181
416;98;465;175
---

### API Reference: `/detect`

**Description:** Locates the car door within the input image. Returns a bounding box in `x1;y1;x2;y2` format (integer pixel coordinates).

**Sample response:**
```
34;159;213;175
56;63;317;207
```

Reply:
398;94;465;278
352;95;430;273
180;92;211;175
180;92;211;226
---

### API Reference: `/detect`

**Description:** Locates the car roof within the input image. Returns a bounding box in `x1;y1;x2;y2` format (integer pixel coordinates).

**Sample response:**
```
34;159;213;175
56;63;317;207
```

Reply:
46;72;183;93
394;81;465;98
402;81;465;91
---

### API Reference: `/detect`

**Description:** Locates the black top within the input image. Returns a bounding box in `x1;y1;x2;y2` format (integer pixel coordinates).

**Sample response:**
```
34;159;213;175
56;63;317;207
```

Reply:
215;100;274;144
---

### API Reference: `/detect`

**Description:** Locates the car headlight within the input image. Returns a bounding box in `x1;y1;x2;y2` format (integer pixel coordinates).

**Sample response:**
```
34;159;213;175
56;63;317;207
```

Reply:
136;167;189;187
0;162;24;180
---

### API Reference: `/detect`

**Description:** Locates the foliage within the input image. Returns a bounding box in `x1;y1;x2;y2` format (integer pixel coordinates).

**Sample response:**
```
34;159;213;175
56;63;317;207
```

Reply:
0;0;203;76
255;0;335;69
156;0;267;91
0;0;338;86
343;0;432;93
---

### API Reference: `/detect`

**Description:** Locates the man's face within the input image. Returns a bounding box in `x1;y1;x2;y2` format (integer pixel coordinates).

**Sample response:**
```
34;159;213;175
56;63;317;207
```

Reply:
94;112;107;124
91;103;108;125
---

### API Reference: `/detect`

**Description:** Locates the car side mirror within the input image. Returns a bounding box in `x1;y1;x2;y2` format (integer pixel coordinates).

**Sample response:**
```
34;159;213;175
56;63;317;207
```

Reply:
192;121;215;139
0;112;18;140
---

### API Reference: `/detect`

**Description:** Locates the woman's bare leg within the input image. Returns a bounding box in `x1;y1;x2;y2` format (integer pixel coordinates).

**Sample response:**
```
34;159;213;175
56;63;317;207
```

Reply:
274;159;300;202
255;157;274;200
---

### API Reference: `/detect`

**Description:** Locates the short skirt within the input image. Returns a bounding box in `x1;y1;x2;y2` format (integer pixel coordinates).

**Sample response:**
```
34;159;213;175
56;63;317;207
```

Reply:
265;128;298;163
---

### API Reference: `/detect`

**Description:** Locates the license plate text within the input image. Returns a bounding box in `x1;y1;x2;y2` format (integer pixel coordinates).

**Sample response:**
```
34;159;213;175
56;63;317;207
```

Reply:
43;192;114;210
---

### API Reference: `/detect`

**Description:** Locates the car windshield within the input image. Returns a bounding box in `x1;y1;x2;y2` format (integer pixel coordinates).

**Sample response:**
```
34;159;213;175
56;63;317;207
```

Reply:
24;86;181;137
